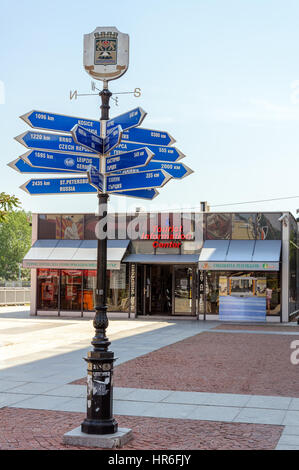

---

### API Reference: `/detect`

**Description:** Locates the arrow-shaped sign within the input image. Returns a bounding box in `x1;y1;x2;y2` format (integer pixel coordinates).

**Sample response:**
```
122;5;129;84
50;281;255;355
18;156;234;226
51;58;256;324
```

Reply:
20;110;101;135
105;147;153;173
20;177;96;195
8;158;66;174
110;141;185;162
121;127;175;146
114;189;159;200
20;150;100;173
15;131;96;155
72;124;103;154
111;161;193;179
87;165;104;192
103;125;123;154
106;169;172;193
106;107;147;132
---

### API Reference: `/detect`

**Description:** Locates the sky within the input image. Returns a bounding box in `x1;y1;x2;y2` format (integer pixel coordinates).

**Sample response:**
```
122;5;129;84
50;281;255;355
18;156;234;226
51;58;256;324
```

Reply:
1;0;299;217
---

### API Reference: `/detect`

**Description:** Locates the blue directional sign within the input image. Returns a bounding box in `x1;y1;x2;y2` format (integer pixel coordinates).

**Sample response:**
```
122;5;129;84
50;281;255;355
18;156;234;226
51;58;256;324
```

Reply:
112;161;193;179
121;127;175;146
87;165;104;191
21;150;100;173
20;177;97;195
8;158;64;174
105;147;153;173
15;131;96;155
20;110;101;135
72;125;103;154
103;125;122;154
106;107;147;132
115;189;159;200
110;141;185;163
106;169;172;193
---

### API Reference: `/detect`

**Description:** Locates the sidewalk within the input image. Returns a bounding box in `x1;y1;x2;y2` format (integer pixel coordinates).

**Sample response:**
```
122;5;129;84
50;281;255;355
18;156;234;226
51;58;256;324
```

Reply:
1;307;299;450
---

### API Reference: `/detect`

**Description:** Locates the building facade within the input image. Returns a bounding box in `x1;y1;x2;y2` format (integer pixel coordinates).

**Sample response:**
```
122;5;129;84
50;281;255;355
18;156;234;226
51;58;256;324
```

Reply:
23;210;298;322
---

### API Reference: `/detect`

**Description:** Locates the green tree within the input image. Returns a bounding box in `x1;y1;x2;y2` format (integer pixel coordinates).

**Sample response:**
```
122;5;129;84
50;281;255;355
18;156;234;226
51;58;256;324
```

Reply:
0;192;20;222
0;210;32;281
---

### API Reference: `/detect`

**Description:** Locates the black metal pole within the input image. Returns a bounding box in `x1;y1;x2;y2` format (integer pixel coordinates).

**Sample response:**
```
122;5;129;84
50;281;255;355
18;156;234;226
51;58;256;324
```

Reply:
81;84;118;435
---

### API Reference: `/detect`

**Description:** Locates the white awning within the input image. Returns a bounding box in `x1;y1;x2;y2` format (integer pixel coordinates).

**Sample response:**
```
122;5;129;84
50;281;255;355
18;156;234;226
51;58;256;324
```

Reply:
23;239;130;270
198;240;281;271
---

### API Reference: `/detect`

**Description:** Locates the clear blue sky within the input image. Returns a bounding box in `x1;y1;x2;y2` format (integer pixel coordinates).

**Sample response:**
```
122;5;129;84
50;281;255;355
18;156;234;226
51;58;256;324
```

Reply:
1;0;299;216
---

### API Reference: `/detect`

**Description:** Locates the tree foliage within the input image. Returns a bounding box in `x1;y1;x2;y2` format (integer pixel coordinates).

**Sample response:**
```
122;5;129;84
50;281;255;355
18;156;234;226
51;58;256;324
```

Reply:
0;210;32;281
0;192;20;223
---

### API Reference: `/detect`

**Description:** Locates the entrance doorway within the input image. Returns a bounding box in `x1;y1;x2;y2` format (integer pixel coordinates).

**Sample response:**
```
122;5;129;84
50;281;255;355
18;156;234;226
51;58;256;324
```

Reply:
136;264;197;316
137;264;172;315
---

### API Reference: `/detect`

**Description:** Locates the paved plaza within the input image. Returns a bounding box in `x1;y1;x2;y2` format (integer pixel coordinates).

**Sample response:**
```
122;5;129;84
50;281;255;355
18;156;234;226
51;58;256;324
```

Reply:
1;306;299;450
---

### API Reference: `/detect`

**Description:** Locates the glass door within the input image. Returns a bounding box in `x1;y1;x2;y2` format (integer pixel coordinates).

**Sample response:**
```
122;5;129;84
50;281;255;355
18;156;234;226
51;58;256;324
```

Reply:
174;266;195;315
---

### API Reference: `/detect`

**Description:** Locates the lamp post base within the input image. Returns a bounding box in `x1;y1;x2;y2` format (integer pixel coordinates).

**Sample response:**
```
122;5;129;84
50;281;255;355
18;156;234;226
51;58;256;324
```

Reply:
81;417;118;435
63;426;133;449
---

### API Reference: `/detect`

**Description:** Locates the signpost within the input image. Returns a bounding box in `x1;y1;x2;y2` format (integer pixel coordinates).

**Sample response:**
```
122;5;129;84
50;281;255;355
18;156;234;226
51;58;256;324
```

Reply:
15;130;95;155
105;147;153;173
20;150;100;173
106;106;146;131
20;177;97;195
87;165;104;191
12;26;194;446
20;110;101;135
110;141;185;162
106;169;171;192
72;124;103;153
111;161;193;179
8;158;64;174
103;125;122;154
121;127;175;146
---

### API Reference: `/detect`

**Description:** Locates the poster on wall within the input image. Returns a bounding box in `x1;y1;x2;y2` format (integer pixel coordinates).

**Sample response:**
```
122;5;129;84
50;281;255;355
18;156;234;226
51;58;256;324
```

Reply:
256;213;282;240
232;214;256;239
206;213;231;239
66;285;77;300
41;281;54;301
256;279;267;297
110;265;126;289
62;216;84;239
219;276;228;296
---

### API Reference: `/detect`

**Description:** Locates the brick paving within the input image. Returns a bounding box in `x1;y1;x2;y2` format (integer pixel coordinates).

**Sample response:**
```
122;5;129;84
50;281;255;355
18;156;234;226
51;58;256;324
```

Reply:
73;331;299;397
214;324;299;332
0;407;283;450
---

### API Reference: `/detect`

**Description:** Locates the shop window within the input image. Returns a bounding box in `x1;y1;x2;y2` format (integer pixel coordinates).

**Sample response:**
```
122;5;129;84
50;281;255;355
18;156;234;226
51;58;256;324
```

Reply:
38;215;61;239
37;269;59;310
107;265;129;312
207;271;281;316
60;270;83;311
206;213;232;240
174;267;193;313
82;266;129;312
61;215;84;240
82;270;97;311
232;213;256;240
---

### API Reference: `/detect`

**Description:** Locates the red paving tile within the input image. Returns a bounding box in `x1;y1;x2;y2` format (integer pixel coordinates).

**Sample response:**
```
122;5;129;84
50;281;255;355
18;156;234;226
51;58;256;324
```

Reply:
72;331;299;397
0;408;283;450
214;324;299;332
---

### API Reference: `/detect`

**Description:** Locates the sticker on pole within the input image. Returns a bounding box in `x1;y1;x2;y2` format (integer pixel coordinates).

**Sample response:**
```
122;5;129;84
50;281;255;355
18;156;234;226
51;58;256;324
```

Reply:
84;27;129;81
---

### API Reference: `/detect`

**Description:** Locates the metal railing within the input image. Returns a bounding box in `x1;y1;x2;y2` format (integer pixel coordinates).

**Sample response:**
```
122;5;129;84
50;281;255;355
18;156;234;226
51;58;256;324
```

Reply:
0;288;30;305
